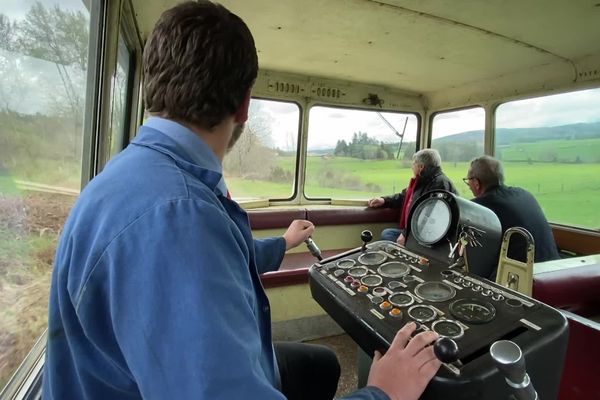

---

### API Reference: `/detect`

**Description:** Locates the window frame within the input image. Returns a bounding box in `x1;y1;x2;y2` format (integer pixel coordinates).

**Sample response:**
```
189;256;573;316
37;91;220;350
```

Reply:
303;103;422;201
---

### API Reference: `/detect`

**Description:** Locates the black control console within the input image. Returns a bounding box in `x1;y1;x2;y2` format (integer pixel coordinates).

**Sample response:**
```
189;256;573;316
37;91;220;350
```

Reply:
308;191;568;399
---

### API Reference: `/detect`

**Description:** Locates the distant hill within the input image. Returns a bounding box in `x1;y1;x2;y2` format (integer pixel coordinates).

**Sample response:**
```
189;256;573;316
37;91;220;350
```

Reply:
433;122;600;145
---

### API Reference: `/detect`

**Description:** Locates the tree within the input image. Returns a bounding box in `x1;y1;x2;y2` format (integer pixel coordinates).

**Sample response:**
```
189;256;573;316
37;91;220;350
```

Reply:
15;2;89;156
334;139;348;156
223;101;276;179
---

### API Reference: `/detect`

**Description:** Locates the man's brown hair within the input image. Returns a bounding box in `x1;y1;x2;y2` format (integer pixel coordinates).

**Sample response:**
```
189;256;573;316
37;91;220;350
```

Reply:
143;1;258;129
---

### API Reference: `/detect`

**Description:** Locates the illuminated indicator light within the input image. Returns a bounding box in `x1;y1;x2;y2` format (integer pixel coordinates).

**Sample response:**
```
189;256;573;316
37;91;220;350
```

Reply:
419;257;429;265
380;301;392;310
389;308;402;317
344;276;354;283
350;281;361;288
357;285;369;293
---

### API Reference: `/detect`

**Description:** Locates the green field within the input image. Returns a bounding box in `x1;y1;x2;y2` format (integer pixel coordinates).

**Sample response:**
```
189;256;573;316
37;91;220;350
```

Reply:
227;157;600;229
498;138;600;163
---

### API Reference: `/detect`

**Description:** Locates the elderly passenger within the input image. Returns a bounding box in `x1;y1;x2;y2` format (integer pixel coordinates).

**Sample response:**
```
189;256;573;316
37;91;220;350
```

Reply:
464;155;559;277
368;148;458;245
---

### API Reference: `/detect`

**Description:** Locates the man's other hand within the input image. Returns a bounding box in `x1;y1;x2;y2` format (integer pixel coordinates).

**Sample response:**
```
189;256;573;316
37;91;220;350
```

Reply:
368;197;385;208
367;322;441;400
283;219;315;250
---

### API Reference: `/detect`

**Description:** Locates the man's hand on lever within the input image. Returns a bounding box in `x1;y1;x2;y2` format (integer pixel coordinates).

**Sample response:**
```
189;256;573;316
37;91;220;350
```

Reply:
283;219;315;251
367;322;442;400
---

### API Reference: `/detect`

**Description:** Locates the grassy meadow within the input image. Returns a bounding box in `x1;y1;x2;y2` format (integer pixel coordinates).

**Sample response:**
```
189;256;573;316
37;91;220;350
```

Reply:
228;156;600;229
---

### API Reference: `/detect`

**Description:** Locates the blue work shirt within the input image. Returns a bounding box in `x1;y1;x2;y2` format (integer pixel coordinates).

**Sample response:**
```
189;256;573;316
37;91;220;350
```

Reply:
42;118;389;400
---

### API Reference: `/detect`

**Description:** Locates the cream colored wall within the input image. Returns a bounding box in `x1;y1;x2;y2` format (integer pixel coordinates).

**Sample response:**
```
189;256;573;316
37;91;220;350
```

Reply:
252;222;392;253
266;284;323;322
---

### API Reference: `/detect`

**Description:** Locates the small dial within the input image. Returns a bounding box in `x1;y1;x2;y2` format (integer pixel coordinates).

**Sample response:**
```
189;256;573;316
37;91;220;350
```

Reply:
449;298;496;324
431;319;464;339
337;259;356;269
348;266;368;278
358;251;388;266
407;304;437;323
414;281;456;302
389;292;414;307
361;275;383;287
378;261;411;278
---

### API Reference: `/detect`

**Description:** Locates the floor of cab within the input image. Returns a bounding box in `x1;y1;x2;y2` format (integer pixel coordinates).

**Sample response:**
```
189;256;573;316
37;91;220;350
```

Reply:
306;334;359;397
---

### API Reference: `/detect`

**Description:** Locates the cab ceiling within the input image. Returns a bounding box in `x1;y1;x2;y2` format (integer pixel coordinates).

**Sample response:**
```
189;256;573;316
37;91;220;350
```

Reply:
131;0;600;100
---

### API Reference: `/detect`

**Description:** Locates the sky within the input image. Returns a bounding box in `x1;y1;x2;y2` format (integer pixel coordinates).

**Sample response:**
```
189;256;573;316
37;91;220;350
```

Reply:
255;88;600;150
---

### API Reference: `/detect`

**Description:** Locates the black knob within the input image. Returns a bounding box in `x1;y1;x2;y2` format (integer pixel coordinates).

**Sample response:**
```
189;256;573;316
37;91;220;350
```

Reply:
433;337;459;363
361;230;373;243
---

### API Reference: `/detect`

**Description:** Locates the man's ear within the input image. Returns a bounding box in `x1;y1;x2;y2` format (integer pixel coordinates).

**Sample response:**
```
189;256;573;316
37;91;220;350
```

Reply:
234;90;252;123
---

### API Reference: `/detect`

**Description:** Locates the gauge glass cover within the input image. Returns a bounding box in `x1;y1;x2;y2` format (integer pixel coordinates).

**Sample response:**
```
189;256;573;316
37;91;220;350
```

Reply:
432;319;464;339
410;197;452;245
449;298;496;324
414;281;456;302
378;261;411;278
358;251;388;265
389;292;414;307
407;305;437;322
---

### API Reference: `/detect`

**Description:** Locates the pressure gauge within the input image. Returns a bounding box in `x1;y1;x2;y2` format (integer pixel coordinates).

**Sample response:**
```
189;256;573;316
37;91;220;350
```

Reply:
410;197;452;245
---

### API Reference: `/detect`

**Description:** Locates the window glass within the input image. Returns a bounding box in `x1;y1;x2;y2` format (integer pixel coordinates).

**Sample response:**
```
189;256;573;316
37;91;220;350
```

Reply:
495;88;600;229
109;34;132;157
223;99;299;200
431;107;485;198
0;0;89;388
306;106;418;199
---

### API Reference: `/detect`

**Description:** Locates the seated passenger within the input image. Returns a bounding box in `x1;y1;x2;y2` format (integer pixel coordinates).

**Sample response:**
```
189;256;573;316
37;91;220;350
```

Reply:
367;148;458;245
464;155;560;273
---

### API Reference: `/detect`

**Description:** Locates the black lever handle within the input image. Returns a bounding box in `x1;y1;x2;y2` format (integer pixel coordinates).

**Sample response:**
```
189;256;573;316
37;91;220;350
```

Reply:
361;230;373;252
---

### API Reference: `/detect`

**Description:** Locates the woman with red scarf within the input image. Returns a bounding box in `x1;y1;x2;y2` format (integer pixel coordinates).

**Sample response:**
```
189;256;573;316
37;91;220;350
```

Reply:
367;149;458;245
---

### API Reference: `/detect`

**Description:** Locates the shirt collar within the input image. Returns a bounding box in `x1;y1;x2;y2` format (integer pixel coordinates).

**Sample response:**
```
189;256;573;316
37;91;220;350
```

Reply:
143;117;228;197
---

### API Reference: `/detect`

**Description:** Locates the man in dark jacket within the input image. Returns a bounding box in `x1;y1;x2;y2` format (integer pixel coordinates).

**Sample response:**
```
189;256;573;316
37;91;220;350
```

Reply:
368;148;458;245
465;155;560;273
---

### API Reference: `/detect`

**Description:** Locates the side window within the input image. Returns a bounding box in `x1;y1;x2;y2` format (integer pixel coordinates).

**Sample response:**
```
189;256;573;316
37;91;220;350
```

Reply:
495;88;600;229
108;34;133;158
305;106;418;199
431;107;485;198
0;1;90;388
223;99;300;200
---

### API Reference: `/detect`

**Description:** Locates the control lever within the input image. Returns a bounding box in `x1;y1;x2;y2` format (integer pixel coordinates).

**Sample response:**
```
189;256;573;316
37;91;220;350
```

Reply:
433;337;459;363
305;237;322;261
361;230;373;252
490;340;538;400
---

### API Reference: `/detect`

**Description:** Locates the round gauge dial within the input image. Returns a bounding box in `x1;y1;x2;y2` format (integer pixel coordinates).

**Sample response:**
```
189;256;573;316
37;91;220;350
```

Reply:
378;261;411;278
410;197;452;245
358;251;388;266
348;266;368;278
336;259;356;269
361;275;383;287
449;298;496;324
407;304;437;323
389;292;414;307
432;319;464;339
414;282;456;302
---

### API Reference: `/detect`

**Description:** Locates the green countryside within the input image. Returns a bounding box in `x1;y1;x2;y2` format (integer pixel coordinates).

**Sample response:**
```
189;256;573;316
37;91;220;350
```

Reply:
228;136;600;229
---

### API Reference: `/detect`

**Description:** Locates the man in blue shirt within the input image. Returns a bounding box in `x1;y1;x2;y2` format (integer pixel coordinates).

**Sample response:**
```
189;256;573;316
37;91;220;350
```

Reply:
42;1;441;399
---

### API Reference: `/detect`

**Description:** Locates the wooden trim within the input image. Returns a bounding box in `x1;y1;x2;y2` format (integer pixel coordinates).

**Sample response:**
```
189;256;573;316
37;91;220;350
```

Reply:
261;268;309;288
552;225;600;255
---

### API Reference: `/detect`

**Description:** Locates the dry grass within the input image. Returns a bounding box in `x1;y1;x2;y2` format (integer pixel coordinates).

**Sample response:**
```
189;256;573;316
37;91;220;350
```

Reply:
0;192;73;389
